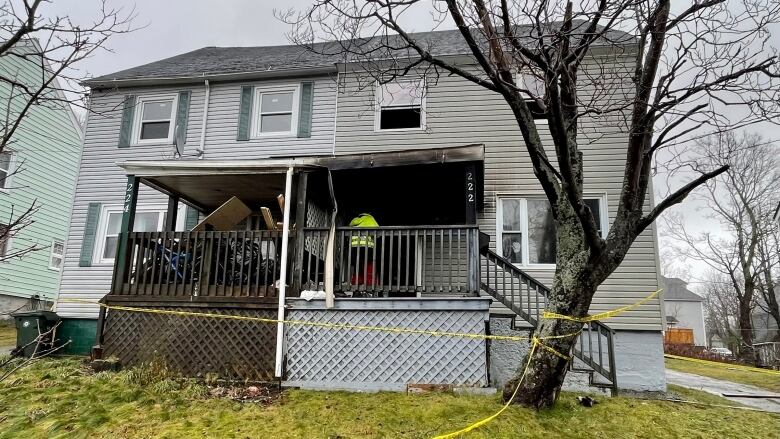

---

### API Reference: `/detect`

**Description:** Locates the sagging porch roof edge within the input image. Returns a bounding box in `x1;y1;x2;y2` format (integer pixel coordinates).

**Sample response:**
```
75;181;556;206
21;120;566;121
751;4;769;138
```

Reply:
117;144;485;177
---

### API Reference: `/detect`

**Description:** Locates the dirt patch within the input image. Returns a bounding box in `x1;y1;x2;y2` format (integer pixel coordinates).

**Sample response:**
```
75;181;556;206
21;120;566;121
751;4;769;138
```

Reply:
206;383;282;404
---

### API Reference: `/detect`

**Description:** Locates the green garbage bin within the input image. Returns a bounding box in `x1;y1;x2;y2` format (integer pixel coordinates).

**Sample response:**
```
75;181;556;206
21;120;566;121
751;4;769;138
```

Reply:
11;310;60;358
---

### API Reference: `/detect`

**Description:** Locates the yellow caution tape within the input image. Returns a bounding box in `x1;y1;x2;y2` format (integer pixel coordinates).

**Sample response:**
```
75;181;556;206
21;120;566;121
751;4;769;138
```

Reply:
433;341;540;439
542;289;662;323
532;336;572;361
57;298;528;342
434;289;662;438
665;354;780;376
433;332;576;439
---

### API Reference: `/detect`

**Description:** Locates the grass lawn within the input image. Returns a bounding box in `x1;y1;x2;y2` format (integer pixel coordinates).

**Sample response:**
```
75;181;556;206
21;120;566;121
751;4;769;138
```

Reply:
0;358;777;438
665;356;780;393
0;322;15;346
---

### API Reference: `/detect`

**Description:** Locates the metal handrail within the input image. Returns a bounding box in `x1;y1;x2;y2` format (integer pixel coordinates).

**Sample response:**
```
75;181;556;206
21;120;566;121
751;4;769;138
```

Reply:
479;247;618;393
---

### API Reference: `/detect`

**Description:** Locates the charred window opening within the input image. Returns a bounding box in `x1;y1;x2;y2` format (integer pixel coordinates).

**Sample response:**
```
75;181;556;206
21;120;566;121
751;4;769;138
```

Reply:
376;80;424;130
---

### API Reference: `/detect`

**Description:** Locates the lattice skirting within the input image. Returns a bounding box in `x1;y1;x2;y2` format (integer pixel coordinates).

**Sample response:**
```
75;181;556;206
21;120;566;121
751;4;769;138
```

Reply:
103;306;276;381
285;305;489;391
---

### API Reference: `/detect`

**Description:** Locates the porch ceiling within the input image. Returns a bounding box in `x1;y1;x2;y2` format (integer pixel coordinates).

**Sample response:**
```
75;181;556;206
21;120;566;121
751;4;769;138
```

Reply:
143;173;287;210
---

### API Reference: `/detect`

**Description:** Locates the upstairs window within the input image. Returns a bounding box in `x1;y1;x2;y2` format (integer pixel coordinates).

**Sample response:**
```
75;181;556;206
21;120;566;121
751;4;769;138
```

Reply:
0;151;13;189
518;72;546;120
497;196;607;266
376;80;425;130
253;86;299;136
49;240;64;270
134;95;177;143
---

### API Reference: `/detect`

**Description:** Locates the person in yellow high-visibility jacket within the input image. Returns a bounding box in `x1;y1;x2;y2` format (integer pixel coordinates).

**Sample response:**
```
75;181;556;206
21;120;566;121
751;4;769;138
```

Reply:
349;213;378;248
349;213;378;288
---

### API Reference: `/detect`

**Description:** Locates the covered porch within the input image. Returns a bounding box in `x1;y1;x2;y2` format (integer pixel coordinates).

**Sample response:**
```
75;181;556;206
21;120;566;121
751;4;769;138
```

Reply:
107;144;486;303
96;145;491;384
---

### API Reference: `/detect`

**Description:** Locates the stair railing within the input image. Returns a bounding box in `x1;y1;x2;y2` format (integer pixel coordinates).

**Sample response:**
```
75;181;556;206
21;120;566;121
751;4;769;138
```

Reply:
480;248;618;393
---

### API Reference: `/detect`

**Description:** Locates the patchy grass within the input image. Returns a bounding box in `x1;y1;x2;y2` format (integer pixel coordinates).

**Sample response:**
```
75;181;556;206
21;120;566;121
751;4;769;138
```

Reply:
0;321;15;347
0;358;778;439
665;356;780;393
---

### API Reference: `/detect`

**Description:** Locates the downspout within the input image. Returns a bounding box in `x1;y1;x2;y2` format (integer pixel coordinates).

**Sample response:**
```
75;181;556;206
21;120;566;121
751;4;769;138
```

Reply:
274;166;294;378
197;79;210;159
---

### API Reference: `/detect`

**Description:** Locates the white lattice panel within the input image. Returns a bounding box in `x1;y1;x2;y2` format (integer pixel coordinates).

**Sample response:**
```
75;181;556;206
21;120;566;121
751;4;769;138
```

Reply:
285;309;488;387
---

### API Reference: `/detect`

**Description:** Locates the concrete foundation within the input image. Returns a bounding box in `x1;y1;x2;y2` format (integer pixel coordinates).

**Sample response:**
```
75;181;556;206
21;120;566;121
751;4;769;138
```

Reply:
612;330;666;392
488;317;666;393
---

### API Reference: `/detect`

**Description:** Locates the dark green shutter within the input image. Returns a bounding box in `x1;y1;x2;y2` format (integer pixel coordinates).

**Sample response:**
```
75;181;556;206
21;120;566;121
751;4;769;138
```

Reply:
236;85;253;141
118;95;136;148
79;203;101;267
185;206;199;230
175;90;191;146
297;82;314;138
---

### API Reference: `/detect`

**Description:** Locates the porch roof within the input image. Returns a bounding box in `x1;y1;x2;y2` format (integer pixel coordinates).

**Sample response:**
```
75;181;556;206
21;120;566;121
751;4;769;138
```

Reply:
118;144;485;211
118;144;485;176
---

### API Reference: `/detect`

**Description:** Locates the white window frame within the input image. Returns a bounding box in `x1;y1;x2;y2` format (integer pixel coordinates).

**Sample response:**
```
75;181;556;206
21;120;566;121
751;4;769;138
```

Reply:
251;84;300;138
0;150;15;192
49;239;64;271
374;79;427;132
496;194;608;269
132;94;179;145
515;71;548;123
93;204;185;265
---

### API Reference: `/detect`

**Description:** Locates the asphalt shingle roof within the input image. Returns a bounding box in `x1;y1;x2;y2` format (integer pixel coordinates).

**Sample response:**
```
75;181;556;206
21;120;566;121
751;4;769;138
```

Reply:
87;23;635;86
661;276;704;302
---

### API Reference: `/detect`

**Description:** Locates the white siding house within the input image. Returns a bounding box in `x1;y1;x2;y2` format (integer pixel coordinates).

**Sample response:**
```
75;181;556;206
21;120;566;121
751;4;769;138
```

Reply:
661;276;707;346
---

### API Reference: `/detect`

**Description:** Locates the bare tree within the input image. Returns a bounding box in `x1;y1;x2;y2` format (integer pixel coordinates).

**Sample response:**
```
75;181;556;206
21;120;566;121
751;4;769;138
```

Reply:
0;0;134;262
282;1;780;407
665;132;780;360
701;271;741;352
754;218;779;341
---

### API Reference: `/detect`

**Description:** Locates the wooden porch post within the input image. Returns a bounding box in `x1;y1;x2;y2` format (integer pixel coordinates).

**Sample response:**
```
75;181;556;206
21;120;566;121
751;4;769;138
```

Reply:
291;171;308;294
464;164;480;295
164;194;179;231
111;175;139;293
275;166;294;379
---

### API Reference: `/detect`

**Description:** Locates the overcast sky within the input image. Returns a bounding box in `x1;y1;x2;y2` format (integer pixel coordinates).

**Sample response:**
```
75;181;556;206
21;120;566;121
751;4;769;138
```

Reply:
48;0;778;288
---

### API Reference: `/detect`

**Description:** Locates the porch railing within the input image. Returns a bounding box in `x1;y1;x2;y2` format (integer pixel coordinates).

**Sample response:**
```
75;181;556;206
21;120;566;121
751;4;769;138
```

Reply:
299;225;480;296
113;230;283;298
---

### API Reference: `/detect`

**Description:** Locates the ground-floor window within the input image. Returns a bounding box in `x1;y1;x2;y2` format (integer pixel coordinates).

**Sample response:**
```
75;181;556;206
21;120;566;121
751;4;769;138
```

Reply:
94;204;184;265
496;195;607;267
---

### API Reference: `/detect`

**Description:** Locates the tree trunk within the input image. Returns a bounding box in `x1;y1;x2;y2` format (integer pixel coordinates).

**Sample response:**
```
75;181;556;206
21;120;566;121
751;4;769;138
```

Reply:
504;198;606;408
737;286;756;362
504;270;596;408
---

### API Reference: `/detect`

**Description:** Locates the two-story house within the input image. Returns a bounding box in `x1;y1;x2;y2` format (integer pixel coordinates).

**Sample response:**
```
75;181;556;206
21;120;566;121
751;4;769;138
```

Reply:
0;40;83;316
55;28;665;393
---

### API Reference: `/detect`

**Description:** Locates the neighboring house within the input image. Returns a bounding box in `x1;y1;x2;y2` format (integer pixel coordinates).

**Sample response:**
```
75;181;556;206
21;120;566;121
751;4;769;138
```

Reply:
55;27;665;393
0;41;83;316
661;276;707;346
709;334;726;349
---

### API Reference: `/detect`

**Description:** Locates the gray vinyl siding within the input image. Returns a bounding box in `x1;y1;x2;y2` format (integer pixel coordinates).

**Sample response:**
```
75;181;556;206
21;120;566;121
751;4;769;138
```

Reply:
334;57;662;331
57;76;336;318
